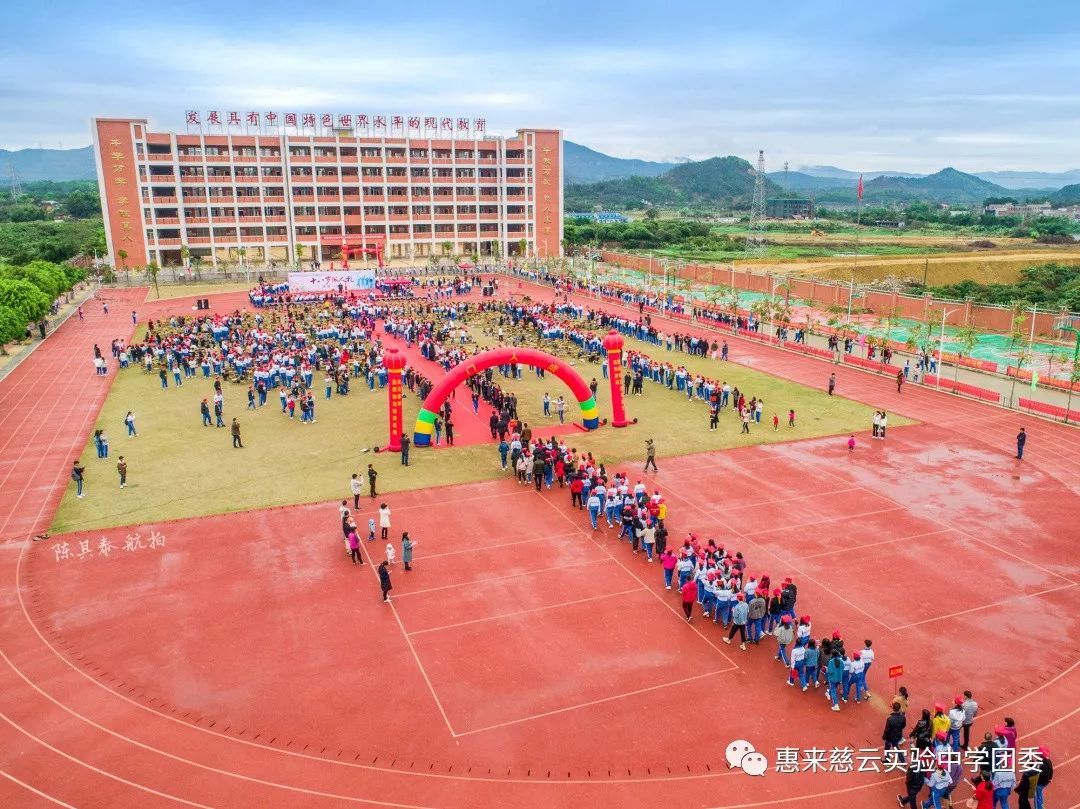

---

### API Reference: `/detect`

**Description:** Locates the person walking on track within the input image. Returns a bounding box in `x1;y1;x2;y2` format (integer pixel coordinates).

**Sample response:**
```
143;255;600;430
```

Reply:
378;560;392;602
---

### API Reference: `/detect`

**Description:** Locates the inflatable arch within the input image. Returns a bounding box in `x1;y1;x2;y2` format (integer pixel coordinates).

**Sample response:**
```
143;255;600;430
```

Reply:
413;346;600;446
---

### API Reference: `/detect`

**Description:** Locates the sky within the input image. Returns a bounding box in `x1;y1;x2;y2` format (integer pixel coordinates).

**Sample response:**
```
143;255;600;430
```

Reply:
2;0;1079;172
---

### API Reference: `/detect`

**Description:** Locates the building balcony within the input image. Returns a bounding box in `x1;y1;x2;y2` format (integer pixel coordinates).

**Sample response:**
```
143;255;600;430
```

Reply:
388;214;410;221
241;234;265;243
456;195;477;203
146;152;174;162
151;196;178;204
262;195;286;203
293;216;317;223
290;174;314;183
178;154;202;162
212;216;238;223
233;155;257;162
506;213;526;220
264;216;287;224
186;217;210;224
386;194;409;202
389;231;411;240
180;175;205;184
204;155;229;163
360;155;382;164
363;215;386;223
147;174;176;184
505;157;525;165
155;237;182;246
210;196;236;204
314;155;338;163
478;176;498;184
477;158;497;165
316;194;340;202
154;217;181;225
235;176;260;183
343;215;363;225
288;154;312;163
187;237;212;245
433;214;456;221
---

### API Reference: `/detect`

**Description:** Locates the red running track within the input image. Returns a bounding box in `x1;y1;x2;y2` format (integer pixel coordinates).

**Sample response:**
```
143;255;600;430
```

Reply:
0;284;1077;808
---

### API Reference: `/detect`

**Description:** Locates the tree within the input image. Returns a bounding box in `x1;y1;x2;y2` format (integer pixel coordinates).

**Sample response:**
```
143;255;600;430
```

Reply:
441;241;453;257
517;238;527;259
1008;346;1031;409
952;324;979;384
116;249;129;271
180;245;190;269
1066;358;1080;424
144;261;161;299
491;241;502;265
0;278;50;323
643;207;659;221
0;305;23;354
1008;301;1029;346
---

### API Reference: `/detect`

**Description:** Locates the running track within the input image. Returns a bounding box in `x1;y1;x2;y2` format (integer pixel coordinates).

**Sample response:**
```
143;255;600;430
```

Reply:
0;283;1077;808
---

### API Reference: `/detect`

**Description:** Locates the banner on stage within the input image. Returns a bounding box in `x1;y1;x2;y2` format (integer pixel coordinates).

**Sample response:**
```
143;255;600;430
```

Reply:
288;271;376;291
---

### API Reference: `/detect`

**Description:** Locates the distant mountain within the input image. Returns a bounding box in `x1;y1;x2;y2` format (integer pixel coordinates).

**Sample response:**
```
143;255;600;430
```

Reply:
565;155;779;210
563;141;674;183
799;165;923;181
861;167;1009;204
1050;184;1080;206
973;170;1080;191
766;170;856;192
0;146;95;183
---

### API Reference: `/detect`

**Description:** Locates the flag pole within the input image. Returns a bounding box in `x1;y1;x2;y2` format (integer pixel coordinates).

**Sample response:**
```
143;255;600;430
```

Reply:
854;174;863;278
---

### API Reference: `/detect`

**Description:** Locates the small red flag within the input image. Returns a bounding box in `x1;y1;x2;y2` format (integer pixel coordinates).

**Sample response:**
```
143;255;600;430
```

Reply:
857;174;864;201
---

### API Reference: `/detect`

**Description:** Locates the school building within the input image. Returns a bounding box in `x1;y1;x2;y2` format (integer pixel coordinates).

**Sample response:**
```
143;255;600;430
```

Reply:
92;117;563;269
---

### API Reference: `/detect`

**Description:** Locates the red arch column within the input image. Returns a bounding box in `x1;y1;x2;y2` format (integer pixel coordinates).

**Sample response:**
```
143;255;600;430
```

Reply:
384;348;406;451
602;329;629;428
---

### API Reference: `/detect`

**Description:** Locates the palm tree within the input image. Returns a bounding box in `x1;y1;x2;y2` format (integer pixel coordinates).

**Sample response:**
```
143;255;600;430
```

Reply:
144;261;161;299
179;245;190;270
952;324;979;384
1008;346;1031;409
441;241;453;257
1066;358;1080;423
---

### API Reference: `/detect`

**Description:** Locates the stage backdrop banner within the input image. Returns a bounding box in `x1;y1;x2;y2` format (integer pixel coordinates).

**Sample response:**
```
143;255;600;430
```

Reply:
288;270;376;291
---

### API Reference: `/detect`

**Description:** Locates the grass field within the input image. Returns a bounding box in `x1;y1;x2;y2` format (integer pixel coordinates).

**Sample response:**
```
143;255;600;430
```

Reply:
144;281;256;301
52;312;897;533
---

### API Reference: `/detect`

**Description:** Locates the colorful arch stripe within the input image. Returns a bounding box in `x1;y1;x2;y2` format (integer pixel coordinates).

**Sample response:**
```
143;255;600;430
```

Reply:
413;346;600;446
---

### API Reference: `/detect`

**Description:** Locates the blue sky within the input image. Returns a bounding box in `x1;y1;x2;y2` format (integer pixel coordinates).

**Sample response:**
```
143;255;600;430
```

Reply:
2;0;1079;171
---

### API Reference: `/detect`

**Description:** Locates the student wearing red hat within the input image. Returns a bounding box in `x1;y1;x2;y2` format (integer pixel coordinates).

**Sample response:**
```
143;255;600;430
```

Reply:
947;697;965;750
774;615;794;665
843;651;865;703
1035;746;1053;809
765;588;783;635
722;592;749;650
680;577;697;622
930;704;950;742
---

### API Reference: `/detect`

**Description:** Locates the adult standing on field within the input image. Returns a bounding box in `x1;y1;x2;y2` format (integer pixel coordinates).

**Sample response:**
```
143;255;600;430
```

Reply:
1016;427;1027;460
367;463;378;498
378;560;393;602
644;438;658;473
231;418;243;448
350;473;362;508
71;460;86;498
379;502;391;540
828;373;836;396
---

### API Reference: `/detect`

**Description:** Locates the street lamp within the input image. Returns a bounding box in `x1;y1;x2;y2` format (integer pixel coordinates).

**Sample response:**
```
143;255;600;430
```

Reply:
937;308;959;390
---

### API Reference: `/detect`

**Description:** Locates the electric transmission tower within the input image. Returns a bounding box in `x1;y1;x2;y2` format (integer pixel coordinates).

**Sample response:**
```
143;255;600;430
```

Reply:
8;167;22;200
746;149;767;256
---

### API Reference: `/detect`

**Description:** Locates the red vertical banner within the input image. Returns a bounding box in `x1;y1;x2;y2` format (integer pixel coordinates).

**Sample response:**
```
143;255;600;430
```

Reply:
383;349;406;451
602;330;629;427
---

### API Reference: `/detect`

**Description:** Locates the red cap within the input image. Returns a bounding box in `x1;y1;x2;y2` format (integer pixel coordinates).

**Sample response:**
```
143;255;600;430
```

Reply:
853;652;861;660
773;588;782;595
954;696;964;705
784;577;793;583
934;702;946;712
1038;746;1051;758
781;615;792;624
935;731;947;741
801;615;811;622
736;593;745;601
994;725;1006;735
707;572;717;580
832;631;842;640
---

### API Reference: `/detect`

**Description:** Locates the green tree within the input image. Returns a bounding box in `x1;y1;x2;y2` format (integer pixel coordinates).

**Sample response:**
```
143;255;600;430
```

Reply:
441;241;453;257
144;261;161;299
0;278;50;323
952;324;979;384
0;305;24;354
643;207;659;221
116;249;129;271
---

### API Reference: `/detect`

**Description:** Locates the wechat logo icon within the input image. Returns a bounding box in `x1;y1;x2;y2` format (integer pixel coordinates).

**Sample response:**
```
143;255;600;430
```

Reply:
725;739;768;777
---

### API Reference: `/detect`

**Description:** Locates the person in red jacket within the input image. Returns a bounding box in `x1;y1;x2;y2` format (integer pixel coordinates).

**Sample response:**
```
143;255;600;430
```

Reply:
569;475;584;509
680;578;697;622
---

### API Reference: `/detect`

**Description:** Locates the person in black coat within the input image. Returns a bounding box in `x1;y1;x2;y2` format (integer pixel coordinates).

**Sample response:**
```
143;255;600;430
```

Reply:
883;702;907;761
378;561;392;602
896;761;925;807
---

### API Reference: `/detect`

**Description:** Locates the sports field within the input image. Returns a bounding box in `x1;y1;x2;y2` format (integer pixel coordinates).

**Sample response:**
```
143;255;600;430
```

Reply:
0;279;1076;809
